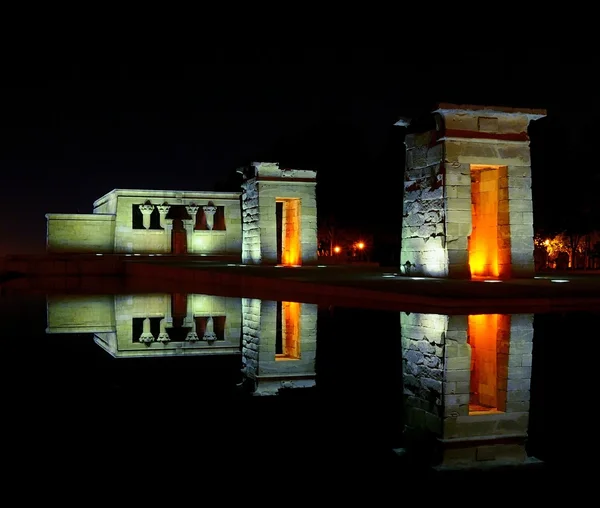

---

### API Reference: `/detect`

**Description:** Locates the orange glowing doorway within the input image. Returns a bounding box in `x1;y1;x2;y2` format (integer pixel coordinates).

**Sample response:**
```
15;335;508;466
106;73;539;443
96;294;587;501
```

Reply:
276;198;301;266
469;165;508;278
467;314;509;414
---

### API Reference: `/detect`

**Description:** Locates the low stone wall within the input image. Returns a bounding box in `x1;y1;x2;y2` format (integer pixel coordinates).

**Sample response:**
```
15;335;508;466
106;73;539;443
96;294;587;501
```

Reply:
46;213;115;253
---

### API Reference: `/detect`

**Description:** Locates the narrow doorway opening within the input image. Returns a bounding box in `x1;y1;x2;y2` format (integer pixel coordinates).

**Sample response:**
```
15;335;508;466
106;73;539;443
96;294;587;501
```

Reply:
276;198;301;266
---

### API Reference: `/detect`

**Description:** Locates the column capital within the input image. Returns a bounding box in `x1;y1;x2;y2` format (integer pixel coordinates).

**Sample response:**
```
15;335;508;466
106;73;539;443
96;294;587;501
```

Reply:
203;205;217;215
139;203;154;214
157;204;171;215
186;205;200;215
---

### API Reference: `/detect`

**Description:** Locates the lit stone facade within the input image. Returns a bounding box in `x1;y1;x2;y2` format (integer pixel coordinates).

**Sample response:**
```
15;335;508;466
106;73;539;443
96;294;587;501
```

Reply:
397;104;546;278
241;297;318;395
46;162;318;264
241;162;318;265
400;311;535;468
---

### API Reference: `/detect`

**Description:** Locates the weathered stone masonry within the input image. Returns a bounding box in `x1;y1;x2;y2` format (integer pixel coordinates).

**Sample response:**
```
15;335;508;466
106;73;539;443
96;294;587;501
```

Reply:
241;162;318;266
397;104;546;278
401;311;535;467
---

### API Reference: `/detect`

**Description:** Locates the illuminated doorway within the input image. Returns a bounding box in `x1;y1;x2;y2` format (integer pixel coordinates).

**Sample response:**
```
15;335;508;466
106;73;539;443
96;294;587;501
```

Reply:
469;165;508;278
276;198;301;266
275;301;301;360
467;314;509;414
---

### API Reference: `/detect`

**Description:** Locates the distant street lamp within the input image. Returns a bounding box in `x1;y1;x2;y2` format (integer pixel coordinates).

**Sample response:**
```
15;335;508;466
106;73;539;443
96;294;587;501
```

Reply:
333;246;341;254
357;241;365;250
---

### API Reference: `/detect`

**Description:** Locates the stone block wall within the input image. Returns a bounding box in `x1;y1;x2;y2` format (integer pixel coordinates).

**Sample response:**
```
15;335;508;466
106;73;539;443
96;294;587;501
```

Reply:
241;297;317;393
241;180;260;263
399;104;545;278
46;213;115;253
88;189;242;255
241;162;318;265
401;127;448;277
401;311;536;467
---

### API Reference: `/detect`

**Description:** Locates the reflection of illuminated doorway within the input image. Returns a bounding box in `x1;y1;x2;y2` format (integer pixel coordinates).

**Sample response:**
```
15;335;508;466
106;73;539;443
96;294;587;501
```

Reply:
276;198;301;266
469;165;508;278
467;314;509;414
275;301;300;360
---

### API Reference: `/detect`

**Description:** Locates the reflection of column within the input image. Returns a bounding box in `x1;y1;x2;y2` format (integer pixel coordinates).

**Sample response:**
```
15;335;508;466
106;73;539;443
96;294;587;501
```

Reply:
203;316;217;343
139;203;154;229
399;312;537;469
203;205;217;230
240;298;317;396
157;318;170;343
139;317;154;344
186;319;199;341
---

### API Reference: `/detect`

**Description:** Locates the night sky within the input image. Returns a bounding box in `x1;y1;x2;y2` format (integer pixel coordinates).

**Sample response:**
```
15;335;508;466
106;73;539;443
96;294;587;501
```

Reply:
1;47;597;255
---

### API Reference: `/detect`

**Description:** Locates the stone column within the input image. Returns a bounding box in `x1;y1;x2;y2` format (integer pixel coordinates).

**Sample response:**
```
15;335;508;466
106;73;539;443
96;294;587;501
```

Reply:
139;203;154;230
157;204;171;229
184;205;199;255
203;316;217;344
157;318;170;343
139;317;154;344
203;205;217;230
157;204;172;254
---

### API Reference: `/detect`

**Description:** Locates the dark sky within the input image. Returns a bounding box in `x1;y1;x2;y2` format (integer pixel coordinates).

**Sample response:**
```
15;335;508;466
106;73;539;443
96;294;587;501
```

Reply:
1;47;597;255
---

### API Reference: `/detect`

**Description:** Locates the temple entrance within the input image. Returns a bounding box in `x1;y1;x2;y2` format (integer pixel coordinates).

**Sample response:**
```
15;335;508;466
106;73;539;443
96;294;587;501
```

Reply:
467;314;509;414
172;218;187;255
276;198;301;266
469;165;508;278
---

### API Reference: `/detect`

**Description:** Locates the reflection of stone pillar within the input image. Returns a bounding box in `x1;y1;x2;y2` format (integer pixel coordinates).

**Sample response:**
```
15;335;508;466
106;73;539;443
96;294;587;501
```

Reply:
203;205;217;230
139;317;154;344
139;203;154;229
399;311;538;469
186;319;199;341
157;204;171;229
157;318;170;343
203;316;217;344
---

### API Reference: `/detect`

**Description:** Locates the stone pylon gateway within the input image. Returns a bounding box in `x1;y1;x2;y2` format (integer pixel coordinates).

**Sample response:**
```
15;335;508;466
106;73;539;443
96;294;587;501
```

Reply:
396;103;546;279
240;162;318;266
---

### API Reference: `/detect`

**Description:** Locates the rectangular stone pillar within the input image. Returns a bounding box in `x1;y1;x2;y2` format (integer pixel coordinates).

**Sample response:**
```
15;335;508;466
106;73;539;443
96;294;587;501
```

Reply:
398;104;545;279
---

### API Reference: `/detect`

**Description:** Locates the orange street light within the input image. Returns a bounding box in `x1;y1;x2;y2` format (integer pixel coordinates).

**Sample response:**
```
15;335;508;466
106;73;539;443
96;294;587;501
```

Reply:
357;242;365;250
333;246;341;254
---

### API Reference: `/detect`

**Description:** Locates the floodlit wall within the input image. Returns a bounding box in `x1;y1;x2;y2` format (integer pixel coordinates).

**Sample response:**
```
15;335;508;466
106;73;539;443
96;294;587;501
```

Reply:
46;213;115;253
399;104;546;278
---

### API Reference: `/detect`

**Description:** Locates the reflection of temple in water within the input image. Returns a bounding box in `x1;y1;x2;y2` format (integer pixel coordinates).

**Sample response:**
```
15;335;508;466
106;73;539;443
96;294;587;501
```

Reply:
46;293;242;357
241;299;317;395
400;312;536;468
45;293;317;394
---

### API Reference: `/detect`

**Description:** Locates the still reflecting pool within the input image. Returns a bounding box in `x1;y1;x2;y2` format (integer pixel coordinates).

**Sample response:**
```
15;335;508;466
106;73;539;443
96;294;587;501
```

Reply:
2;291;594;475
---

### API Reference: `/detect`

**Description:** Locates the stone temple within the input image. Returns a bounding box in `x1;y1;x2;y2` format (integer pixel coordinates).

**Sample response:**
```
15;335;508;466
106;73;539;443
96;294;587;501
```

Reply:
397;103;546;279
45;162;318;266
